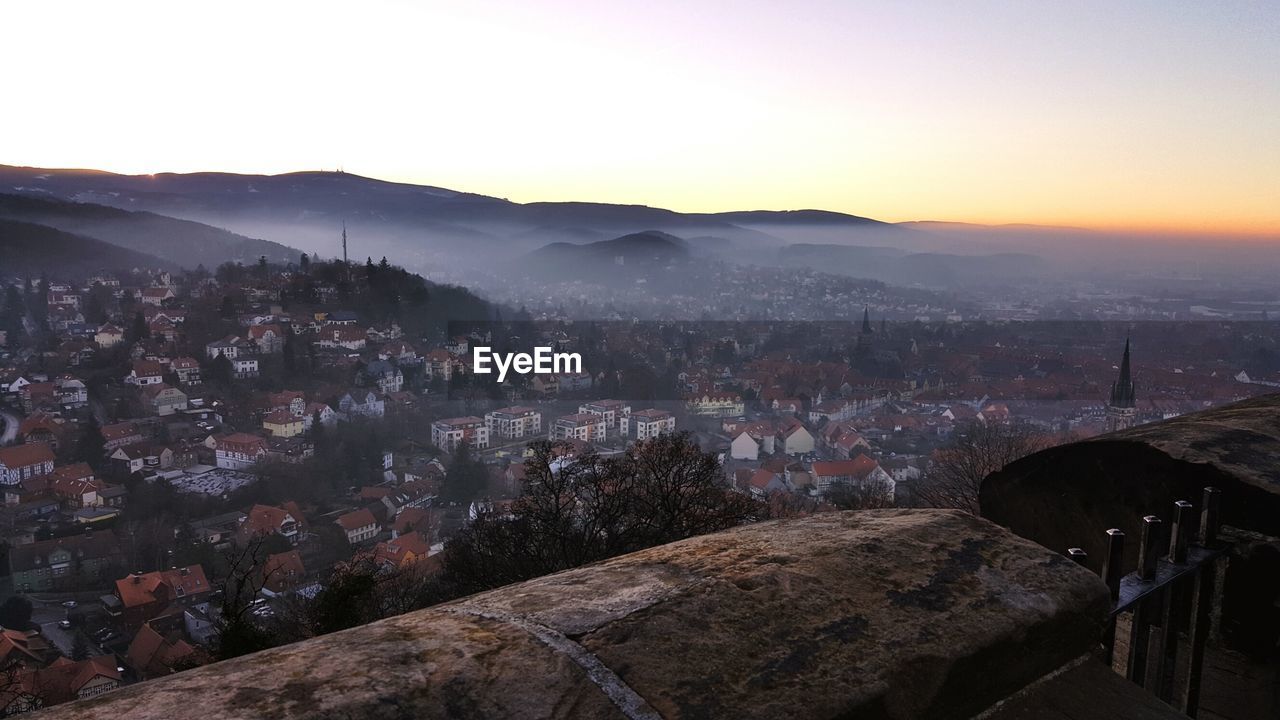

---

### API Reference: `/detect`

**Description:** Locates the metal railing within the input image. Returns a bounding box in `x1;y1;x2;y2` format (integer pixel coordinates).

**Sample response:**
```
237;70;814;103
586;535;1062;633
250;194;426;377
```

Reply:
1067;486;1227;717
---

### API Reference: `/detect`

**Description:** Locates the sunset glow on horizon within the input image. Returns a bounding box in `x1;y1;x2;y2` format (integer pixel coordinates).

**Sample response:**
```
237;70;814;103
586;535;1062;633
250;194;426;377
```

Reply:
2;0;1277;236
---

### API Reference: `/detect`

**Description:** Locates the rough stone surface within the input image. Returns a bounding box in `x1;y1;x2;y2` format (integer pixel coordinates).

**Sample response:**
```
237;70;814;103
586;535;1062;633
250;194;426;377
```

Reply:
981;393;1280;571
39;510;1110;720
980;658;1186;719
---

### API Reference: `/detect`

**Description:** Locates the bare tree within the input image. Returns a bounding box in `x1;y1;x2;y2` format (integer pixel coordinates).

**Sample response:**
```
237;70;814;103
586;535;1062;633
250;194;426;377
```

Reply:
0;659;42;716
444;433;759;595
915;421;1054;514
826;477;896;511
213;536;284;660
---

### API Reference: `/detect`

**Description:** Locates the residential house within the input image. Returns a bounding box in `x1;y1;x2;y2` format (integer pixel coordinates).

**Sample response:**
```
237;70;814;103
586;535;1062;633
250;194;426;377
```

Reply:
371;531;436;572
0;444;56;486
141;384;189;416
777;421;815;456
110;445;173;476
214;433;268;470
266;436;314;464
54;376;88;407
810;457;896;501
125;624;198;680
745;469;789;499
94;323;125;348
301;402;336;431
423;349;463;383
17;412;66;451
140;287;175;306
237;502;306;545
101;422;144;451
48;463;106;508
247;323;286;354
378;341;419;365
316;325;367;351
17;382;55;412
263;410;304;438
205;336;249;360
126;360;165;386
361;360;404;394
336;508;380;545
170;357;202;385
7;532;124;592
114;565;212;633
728;422;777;460
2;655;122;713
686;392;745;417
261;549;306;594
338;389;384;418
231;357;259;379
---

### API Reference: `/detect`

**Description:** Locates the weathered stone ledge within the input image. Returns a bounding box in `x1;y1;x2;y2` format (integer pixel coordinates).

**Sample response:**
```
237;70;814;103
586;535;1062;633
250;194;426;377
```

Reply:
41;510;1113;719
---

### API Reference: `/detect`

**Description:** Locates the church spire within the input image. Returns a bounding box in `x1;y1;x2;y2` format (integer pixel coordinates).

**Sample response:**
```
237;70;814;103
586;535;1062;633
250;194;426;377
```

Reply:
1109;338;1135;409
861;306;873;334
341;221;349;266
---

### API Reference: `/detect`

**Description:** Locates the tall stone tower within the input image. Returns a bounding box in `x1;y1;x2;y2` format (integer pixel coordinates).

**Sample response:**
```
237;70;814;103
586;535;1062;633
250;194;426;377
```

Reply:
1106;339;1137;432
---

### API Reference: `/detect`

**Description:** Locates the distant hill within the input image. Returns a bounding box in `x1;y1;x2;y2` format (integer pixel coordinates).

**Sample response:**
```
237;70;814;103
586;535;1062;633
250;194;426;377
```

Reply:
0;166;922;268
0;219;172;275
0;193;301;269
518;230;693;283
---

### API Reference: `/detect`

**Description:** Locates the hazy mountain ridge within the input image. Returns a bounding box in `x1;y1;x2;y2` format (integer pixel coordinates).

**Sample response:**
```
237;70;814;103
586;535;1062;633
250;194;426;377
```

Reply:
0;193;300;269
12;163;1276;287
0;219;174;275
0;166;913;262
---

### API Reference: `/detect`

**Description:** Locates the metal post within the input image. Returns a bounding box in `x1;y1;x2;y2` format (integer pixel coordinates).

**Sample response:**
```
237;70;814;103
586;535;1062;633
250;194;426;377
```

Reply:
1199;487;1220;546
1103;528;1125;599
1182;562;1216;717
1170;500;1193;563
1155;582;1181;703
1067;547;1088;566
1125;605;1149;685
1138;515;1162;581
1100;529;1126;667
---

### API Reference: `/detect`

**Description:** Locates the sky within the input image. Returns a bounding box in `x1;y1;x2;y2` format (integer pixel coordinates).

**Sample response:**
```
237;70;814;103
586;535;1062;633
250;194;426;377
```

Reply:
2;0;1278;235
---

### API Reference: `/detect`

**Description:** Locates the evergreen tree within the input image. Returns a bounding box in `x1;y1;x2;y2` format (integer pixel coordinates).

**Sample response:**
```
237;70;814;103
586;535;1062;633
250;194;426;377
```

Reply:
0;595;33;629
443;443;488;503
0;285;24;346
72;632;89;661
311;410;325;443
77;414;107;471
127;310;149;343
208;352;234;385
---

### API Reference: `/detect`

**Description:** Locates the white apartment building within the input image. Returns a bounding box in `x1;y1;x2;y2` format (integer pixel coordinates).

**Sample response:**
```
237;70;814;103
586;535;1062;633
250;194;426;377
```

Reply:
431;416;490;452
551;413;607;443
485;406;543;441
626;409;676;440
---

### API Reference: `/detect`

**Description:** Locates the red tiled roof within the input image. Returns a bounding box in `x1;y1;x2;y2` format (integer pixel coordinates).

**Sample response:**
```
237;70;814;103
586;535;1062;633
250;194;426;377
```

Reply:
0;443;55;469
812;456;881;480
115;566;210;609
336;508;378;532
